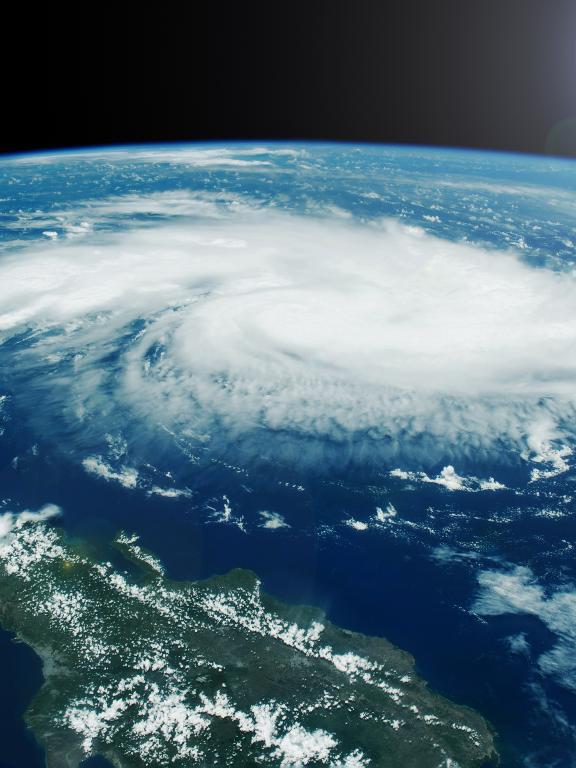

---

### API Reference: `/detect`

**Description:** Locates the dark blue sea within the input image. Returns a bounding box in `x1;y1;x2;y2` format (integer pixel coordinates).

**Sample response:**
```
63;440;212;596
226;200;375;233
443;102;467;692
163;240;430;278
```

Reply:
1;422;575;767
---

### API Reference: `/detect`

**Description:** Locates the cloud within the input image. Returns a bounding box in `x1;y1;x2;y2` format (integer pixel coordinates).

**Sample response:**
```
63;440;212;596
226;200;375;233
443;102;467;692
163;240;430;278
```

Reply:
208;496;246;533
431;546;484;565
0;504;61;541
148;486;192;499
82;457;139;489
506;633;530;657
2;199;576;471
473;565;576;691
344;518;369;532
258;511;290;530
342;504;411;535
390;465;507;491
524;420;573;481
3;146;303;167
375;504;398;522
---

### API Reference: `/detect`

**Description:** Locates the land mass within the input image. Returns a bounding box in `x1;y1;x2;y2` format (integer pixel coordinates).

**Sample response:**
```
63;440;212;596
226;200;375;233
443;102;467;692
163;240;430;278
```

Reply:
0;509;497;767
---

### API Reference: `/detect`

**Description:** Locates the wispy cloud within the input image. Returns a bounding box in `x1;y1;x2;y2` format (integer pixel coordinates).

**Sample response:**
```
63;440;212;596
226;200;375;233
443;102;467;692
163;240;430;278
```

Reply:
0;504;61;541
258;511;290;530
473;565;576;692
390;466;506;492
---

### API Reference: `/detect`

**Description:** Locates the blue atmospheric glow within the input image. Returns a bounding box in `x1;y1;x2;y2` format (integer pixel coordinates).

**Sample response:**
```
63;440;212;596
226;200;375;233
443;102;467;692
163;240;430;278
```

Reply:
0;143;576;767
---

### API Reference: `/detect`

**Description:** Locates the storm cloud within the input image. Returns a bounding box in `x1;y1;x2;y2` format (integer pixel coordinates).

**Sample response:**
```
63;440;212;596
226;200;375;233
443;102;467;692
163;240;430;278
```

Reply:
1;192;576;471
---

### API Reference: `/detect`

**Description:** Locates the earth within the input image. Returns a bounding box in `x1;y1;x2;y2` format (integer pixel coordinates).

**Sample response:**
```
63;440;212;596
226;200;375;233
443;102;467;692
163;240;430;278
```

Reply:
0;143;575;768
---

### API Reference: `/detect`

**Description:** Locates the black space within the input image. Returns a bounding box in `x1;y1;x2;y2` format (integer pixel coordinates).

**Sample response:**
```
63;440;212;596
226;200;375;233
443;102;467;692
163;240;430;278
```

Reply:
3;1;576;157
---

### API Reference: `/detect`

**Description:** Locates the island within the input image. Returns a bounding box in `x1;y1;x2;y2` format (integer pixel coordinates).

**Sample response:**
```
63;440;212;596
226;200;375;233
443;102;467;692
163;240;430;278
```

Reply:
0;508;497;768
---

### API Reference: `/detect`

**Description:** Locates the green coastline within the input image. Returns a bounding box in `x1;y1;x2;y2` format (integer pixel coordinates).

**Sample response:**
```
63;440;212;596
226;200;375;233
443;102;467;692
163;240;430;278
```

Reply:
0;515;498;768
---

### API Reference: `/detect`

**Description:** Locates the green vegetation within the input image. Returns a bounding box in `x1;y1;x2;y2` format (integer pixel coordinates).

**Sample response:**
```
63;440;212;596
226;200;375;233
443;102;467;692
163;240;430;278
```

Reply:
0;512;497;767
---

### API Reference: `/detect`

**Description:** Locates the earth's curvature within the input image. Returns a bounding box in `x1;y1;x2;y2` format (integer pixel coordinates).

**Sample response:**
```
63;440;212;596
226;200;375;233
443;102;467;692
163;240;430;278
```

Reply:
0;143;575;768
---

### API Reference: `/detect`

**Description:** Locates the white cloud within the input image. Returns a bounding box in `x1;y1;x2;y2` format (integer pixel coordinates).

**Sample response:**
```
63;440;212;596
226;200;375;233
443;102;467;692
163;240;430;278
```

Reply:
3;201;576;470
431;546;484;564
82;457;139;489
258;511;290;530
473;565;576;691
344;518;369;532
0;504;61;541
390;465;506;492
524;419;572;481
375;504;397;522
342;504;401;533
3;145;303;168
148;486;191;499
209;495;245;533
272;724;337;767
506;633;530;656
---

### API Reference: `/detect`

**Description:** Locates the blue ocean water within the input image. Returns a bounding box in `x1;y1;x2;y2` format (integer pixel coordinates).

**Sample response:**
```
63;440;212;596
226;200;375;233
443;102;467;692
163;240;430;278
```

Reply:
1;430;574;766
0;143;575;767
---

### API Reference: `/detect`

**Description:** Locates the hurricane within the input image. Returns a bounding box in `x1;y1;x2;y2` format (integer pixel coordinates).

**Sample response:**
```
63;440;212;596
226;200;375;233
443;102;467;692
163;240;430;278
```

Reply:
2;183;576;477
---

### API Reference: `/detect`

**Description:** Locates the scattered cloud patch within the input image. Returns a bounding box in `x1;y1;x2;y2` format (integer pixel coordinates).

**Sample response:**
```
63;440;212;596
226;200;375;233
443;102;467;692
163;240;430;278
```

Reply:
3;146;303;168
0;504;61;541
344;504;404;534
390;466;506;492
148;486;192;499
525;421;572;481
258;511;290;530
375;504;398;523
473;565;576;691
82;457;139;489
115;532;164;575
431;546;485;565
506;633;531;657
209;495;246;533
343;518;369;531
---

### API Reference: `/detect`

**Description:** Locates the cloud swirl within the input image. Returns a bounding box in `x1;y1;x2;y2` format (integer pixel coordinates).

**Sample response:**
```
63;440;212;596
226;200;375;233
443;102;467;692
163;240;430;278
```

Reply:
1;192;576;471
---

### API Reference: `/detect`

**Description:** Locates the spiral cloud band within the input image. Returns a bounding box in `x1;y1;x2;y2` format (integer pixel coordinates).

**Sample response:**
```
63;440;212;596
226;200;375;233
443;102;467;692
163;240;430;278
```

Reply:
1;190;575;471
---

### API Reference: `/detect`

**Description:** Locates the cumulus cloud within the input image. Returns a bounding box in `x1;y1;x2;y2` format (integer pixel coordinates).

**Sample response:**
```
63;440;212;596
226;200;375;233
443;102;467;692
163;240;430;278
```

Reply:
390;466;506;492
82;457;139;489
375;504;398;522
524;420;573;481
258;511;290;530
2;198;576;470
0;504;61;541
506;633;531;657
4;146;302;167
344;518;369;532
208;496;246;533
